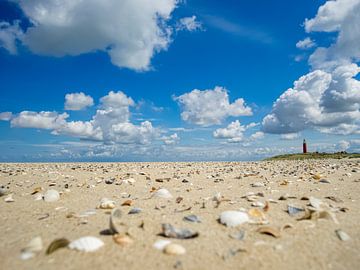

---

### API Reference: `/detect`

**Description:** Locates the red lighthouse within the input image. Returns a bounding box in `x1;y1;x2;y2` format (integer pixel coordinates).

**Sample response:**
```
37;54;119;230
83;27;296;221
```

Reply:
303;139;307;154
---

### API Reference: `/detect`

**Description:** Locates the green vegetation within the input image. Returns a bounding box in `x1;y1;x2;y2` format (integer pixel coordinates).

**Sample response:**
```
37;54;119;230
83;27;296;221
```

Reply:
264;152;360;161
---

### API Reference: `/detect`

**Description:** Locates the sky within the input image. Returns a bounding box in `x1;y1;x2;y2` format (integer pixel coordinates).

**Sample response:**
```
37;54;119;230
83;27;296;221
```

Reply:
0;0;359;162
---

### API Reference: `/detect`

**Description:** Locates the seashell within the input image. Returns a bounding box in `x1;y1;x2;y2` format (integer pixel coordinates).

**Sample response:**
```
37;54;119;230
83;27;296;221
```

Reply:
105;178;115;184
287;204;304;216
121;199;133;206
128;207;142;214
183;215;201;223
335;229;350;241
257;226;281;238
161;223;199;239
68;236;104;252
153;239;172;250
4;194;14;202
20;236;43;260
153;188;173;199
46;238;70;255
309;197;325;210
319;179;330;184
164;243;186;255
109;208;127;234
312;174;322;180
112;234;134;246
251;201;265;207
220;211;249;227
251;182;264;187
248;208;266;219
98;198;116;209
229;230;246;240
44;189;60;202
33;193;43;201
31;187;43;195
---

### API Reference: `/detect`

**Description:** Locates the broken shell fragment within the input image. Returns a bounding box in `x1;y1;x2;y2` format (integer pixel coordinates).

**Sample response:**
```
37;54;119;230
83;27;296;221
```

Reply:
287;204;304;216
335;229;350;241
220;211;249;227
164;243;186;255
46;238;70;255
113;234;134;246
153;239;171;250
44;190;60;202
161;223;199;239
121;199;133;206
68;236;104;252
183;215;201;223
257;226;281;238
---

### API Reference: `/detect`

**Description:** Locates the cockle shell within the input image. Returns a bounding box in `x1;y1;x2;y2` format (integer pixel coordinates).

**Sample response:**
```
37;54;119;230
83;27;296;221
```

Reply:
153;188;173;199
68;236;104;252
220;211;249;227
44;190;60;202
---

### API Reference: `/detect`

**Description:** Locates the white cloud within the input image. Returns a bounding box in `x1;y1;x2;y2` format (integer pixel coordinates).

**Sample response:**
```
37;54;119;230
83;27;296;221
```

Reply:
4;0;180;71
174;86;252;126
0;112;12;121
0;20;23;54
176;16;202;31
262;64;360;135
11;111;69;129
305;0;360;69
250;131;264;140
337;140;350;151
213;120;246;141
64;92;94;110
161;133;179;145
296;37;316;50
280;133;299;140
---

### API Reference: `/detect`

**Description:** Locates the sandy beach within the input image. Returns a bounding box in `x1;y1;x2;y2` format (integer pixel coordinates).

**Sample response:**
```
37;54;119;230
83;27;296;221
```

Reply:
1;159;359;270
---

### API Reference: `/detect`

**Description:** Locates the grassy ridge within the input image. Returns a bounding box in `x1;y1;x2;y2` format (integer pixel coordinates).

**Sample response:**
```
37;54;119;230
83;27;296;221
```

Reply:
264;152;360;161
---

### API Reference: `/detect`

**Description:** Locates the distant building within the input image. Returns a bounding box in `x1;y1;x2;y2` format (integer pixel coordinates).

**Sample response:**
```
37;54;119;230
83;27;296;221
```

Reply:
303;139;307;154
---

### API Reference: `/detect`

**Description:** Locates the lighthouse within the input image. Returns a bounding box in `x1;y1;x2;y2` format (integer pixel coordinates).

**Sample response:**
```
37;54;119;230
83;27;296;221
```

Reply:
303;139;307;154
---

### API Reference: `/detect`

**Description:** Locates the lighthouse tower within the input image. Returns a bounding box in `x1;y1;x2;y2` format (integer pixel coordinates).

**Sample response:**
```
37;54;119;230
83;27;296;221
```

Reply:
303;139;307;154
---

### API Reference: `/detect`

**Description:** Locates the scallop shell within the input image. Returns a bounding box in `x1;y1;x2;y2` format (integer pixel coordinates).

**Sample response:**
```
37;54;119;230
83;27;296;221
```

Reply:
44;190;60;202
153;188;173;199
219;211;249;227
68;236;104;252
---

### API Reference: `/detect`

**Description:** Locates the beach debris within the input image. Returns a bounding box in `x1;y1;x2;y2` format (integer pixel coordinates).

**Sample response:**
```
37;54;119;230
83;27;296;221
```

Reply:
153;188;173;199
287;204;304;216
219;211;249;227
98;198;116;209
229;230;246;240
109;208;127;234
128;207;142;214
183;215;201;223
121;199;133;206
335;229;350;241
153;239;171;250
4;194;14;202
68;236;104;252
46;238;70;255
44;189;60;202
20;236;43;260
112;234;134;246
257;226;281;238
161;223;199;239
164;243;186;255
105;178;115;184
31;187;43;195
251;182;265;187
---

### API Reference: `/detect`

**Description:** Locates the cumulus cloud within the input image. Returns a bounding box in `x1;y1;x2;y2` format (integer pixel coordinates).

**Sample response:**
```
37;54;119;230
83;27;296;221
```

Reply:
262;65;360;135
64;92;94;111
0;20;23;54
250;131;264;140
2;0;182;71
0;112;12;121
161;133;180;145
280;133;299;140
305;0;360;69
296;37;316;50
11;111;69;129
176;16;202;31
213;120;246;142
174;86;252;126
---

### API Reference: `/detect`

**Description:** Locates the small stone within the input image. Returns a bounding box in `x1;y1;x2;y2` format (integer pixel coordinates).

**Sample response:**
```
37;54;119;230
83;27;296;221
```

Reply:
105;178;115;184
128;207;142;214
44;190;60;202
164;243;186;255
335;229;350;241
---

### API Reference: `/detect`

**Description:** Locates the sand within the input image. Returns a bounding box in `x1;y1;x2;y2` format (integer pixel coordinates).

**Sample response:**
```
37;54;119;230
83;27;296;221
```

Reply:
0;159;359;270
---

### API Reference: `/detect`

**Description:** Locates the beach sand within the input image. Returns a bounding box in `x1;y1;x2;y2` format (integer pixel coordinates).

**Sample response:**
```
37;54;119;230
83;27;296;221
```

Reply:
0;159;359;270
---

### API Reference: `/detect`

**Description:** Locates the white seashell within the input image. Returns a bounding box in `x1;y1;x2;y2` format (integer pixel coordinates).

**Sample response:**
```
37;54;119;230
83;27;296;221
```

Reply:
20;236;43;260
220;211;249;227
164;243;186;255
153;239;171;250
68;236;104;252
4;194;14;202
153;188;173;199
335;229;350;241
98;198;116;209
33;193;43;201
309;197;324;210
44;190;60;202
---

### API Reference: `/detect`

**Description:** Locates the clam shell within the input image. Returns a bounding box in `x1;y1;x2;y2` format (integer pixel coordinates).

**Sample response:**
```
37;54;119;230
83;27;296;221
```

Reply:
44;190;60;202
153;188;173;199
68;236;104;252
219;211;249;227
164;243;186;255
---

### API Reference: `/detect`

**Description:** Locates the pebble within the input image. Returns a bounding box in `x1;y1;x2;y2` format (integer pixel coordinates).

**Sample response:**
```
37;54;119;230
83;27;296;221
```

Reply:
164;243;186;255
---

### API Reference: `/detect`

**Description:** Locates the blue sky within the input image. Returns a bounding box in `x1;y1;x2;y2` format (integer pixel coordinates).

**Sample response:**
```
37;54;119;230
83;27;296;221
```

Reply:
0;0;359;162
